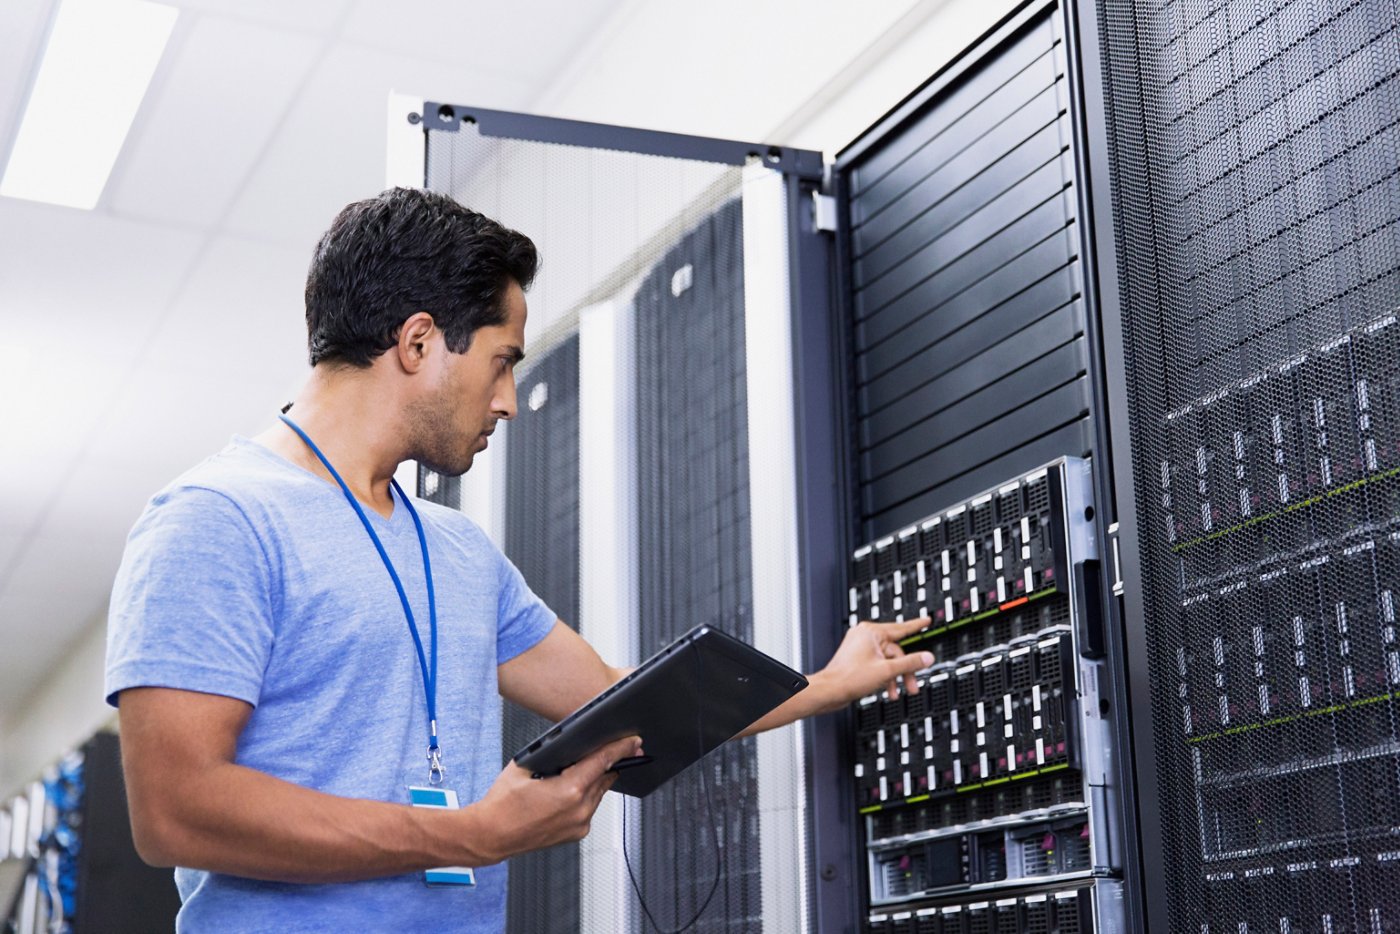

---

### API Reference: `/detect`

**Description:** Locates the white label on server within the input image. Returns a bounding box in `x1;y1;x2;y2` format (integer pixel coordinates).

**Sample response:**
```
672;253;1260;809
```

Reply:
900;751;909;766
854;763;864;778
953;759;962;784
927;765;936;789
1006;744;1016;770
1036;737;1045;765
994;527;1003;552
967;540;977;566
877;756;886;772
900;723;910;748
879;775;888;801
997;576;1007;603
950;709;960;734
1025;566;1035;593
894;571;903;595
976;702;986;728
1033;714;1043;731
925;716;933;739
1033;684;1043;712
848;587;858;612
970;588;980;612
870;580;879;605
979;751;989;777
877;731;886;754
917;560;927;585
942;550;951;575
1003;694;1013;719
1021;516;1031;545
903;771;912;796
945;596;955;620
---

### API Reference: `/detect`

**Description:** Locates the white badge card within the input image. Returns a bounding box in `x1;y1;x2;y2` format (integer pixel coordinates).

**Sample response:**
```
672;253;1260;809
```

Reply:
408;785;476;886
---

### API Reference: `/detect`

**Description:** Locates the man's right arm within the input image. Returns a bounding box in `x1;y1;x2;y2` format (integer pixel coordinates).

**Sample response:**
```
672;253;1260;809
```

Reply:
119;686;639;884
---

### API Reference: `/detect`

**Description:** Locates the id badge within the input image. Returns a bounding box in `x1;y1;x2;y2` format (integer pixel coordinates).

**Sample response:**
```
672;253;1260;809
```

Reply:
408;785;476;886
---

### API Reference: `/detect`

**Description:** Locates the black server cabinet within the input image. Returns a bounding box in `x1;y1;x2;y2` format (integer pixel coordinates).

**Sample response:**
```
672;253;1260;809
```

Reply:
830;2;1137;930
502;334;583;934
630;198;765;931
1083;0;1400;931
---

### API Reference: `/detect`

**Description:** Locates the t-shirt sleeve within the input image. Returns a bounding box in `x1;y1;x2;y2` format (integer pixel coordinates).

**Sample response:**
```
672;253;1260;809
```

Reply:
105;486;276;708
494;550;557;665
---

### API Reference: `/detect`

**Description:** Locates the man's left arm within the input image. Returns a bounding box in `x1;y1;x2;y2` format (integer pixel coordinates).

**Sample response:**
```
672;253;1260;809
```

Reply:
498;622;630;722
498;617;934;735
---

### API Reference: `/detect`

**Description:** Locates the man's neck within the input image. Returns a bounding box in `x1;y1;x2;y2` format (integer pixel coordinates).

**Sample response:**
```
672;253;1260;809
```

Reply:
253;368;407;518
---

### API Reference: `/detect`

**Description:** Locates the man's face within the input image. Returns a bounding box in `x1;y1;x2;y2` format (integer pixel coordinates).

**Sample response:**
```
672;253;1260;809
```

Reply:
409;279;527;477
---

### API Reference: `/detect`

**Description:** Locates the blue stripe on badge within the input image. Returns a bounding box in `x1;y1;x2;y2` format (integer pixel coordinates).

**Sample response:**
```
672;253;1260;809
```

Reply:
425;868;476;886
409;787;450;807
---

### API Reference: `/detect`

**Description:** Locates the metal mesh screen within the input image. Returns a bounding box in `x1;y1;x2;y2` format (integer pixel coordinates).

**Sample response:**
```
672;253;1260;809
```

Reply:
424;121;801;933
502;333;583;933
632;198;762;931
1097;0;1400;929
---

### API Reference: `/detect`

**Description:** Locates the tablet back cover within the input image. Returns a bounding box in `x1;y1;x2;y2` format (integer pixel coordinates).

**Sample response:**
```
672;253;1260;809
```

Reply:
513;627;806;797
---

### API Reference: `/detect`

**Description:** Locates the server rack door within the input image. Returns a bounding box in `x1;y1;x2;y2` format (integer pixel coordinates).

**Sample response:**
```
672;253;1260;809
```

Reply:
829;1;1137;929
1085;0;1400;930
413;104;830;933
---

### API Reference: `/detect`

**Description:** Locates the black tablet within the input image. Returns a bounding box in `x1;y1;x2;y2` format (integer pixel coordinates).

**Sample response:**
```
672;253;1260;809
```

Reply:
512;626;808;797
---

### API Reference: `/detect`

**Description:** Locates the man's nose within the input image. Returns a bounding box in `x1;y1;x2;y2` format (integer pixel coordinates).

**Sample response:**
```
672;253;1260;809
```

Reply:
493;376;517;420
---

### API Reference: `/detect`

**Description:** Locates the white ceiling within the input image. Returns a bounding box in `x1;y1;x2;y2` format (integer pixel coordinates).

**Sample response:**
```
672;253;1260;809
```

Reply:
0;0;1002;726
0;0;626;718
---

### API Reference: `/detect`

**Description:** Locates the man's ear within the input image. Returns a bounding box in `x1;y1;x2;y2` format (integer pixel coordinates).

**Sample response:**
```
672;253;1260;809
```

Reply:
395;312;437;373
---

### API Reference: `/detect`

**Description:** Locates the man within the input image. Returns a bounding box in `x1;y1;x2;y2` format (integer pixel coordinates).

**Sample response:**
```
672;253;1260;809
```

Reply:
106;187;932;931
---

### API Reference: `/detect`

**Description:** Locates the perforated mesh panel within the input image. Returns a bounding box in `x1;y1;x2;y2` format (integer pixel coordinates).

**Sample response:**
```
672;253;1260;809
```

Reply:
502;334;582;933
1097;1;1400;929
422;121;801;933
632;198;763;931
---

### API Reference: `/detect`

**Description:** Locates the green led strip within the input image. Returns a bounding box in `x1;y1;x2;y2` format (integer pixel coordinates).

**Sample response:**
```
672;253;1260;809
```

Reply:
855;761;1073;813
1170;464;1400;553
1185;689;1400;745
897;585;1060;648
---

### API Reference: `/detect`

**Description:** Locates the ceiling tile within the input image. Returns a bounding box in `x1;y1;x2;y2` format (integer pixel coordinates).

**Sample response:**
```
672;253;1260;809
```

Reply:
340;0;622;90
222;44;533;246
0;199;206;349
0;587;104;719
141;233;309;377
108;15;325;228
164;0;354;36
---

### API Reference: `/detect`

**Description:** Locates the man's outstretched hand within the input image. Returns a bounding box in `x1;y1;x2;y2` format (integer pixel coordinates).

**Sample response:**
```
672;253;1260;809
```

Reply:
741;618;935;735
818;617;936;707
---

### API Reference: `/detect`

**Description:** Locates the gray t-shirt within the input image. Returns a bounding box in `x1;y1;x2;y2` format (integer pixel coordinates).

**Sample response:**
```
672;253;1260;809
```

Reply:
105;436;556;932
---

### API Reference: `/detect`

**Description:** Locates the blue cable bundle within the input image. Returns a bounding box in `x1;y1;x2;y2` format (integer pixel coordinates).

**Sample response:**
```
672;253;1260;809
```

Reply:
38;752;84;933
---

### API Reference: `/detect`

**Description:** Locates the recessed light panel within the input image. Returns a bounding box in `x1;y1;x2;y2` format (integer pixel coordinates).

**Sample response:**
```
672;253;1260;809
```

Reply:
1;0;177;210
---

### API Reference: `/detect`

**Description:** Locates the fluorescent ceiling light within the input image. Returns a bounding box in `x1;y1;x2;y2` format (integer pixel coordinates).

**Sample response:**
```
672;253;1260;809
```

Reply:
1;0;177;210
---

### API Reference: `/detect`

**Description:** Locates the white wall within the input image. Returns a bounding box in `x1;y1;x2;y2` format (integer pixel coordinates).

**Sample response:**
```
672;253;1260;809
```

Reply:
0;0;1018;795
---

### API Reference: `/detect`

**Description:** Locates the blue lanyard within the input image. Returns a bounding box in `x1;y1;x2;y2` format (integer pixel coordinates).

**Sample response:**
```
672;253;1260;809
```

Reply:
278;415;445;785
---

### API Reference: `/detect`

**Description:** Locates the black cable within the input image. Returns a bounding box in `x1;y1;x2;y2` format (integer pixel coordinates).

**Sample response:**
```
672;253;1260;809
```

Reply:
622;638;722;933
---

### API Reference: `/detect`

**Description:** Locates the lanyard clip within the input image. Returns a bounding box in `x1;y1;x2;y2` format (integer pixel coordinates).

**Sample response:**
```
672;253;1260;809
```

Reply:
427;746;446;785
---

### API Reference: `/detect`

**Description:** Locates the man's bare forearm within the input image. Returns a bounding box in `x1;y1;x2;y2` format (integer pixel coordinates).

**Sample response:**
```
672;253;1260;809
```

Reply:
131;760;498;883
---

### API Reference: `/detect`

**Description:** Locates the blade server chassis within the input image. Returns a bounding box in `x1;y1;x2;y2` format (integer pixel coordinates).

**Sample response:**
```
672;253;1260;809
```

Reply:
848;459;1123;933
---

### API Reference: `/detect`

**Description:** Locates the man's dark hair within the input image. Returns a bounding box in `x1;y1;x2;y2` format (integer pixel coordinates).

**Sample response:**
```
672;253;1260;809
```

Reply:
304;187;538;367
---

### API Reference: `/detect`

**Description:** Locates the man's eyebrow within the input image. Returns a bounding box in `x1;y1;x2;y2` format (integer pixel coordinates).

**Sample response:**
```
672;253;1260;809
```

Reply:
500;345;526;365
